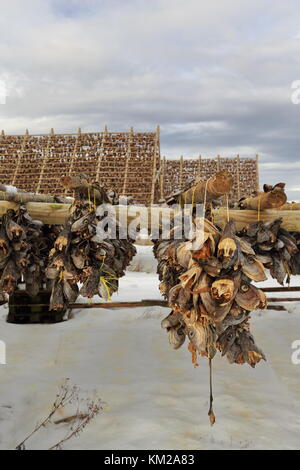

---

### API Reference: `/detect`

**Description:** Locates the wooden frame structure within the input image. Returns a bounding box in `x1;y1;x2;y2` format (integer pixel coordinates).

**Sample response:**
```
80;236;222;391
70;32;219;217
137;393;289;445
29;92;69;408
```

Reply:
160;155;259;200
0;127;259;204
0;127;161;205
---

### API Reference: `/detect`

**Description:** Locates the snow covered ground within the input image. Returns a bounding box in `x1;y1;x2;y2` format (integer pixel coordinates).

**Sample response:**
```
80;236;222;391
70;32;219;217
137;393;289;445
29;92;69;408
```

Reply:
0;246;300;450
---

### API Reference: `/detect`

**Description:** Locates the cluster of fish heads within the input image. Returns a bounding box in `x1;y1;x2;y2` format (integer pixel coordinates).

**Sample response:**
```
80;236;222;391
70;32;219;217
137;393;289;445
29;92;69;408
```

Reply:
0;206;60;301
46;198;136;310
154;218;271;368
238;218;300;285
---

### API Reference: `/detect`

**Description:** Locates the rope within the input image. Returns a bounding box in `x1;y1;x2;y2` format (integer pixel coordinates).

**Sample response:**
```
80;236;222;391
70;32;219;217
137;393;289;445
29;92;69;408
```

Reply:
257;197;261;221
202;177;211;223
191;185;196;213
226;194;230;222
208;358;215;426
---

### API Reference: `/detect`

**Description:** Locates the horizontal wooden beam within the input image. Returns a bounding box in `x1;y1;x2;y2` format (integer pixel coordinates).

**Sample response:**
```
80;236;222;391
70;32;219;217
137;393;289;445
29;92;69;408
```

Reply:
261;286;300;292
0;201;300;232
213;208;300;232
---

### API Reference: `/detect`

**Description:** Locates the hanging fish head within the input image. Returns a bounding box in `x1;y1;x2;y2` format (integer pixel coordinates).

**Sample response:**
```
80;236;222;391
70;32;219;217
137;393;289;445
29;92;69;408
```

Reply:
211;279;235;305
218;237;237;259
168;324;186;349
0;237;9;254
186;321;209;354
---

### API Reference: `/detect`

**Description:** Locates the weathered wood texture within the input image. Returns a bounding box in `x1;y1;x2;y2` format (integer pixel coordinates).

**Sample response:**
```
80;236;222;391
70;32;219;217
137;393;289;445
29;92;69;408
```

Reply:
0;129;259;204
0;203;300;232
239;188;287;210
177;171;233;204
162;156;258;201
213;208;300;232
0;128;161;205
0;189;71;204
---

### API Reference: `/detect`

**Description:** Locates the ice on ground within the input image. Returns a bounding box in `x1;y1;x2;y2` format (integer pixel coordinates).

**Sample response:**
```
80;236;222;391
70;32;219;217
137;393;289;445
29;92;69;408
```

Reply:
0;265;300;449
127;245;157;274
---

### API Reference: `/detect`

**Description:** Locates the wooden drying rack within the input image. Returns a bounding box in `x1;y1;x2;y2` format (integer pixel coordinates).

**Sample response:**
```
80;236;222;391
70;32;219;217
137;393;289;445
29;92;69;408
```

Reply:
1;198;299;314
0;201;299;232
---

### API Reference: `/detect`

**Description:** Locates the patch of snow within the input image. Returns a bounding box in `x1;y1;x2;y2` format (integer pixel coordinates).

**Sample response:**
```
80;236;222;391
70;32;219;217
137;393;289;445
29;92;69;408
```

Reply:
3;185;18;194
0;273;300;449
127;245;157;274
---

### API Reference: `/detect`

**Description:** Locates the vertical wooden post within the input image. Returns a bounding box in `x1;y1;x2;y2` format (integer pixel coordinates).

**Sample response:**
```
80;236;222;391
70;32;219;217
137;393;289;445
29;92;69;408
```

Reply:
122;127;133;195
95;126;107;183
36;128;54;193
236;154;240;200
12;129;29;185
65;128;81;194
160;156;166;199
179;155;184;190
150;125;160;205
71;127;81;175
198;155;202;178
217;155;221;172
256;154;260;190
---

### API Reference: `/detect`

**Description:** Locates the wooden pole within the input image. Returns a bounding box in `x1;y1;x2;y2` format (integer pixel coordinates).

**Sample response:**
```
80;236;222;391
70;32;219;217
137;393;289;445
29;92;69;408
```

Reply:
122;127;133;195
179;156;184;190
176;171;233;205
160;156;166;200
256;154;260;191
95;126;107;183
36;128;54;193
150;126;160;204
213;208;300;232
11;130;29;186
239;187;287;210
198;155;202;178
0;200;300;231
66;128;81;182
262;287;300;292
279;203;300;210
236;154;240;200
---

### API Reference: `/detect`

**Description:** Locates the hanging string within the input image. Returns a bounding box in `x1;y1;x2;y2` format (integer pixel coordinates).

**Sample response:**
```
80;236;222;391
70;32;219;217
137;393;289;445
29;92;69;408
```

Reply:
226;194;230;222
87;184;92;211
257;196;261;221
191;185;196;213
202;177;211;223
208;358;215;426
210;202;214;224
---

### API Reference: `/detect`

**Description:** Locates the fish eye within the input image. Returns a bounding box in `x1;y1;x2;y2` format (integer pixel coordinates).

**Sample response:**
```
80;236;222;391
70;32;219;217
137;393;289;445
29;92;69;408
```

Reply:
188;331;195;338
241;284;249;292
177;328;184;336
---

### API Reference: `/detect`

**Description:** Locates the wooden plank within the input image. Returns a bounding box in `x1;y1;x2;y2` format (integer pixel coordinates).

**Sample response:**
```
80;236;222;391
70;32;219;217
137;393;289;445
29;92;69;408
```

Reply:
213;208;300;232
8;301;289;311
150;125;160;204
36;129;54;193
236;155;240;199
256;154;260;190
262;287;300;292
69;299;168;309
267;305;286;311
11;130;29;186
0;200;300;232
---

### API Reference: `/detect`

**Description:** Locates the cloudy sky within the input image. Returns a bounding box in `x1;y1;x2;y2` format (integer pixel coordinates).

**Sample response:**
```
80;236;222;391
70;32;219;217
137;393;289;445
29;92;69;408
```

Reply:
0;0;300;198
